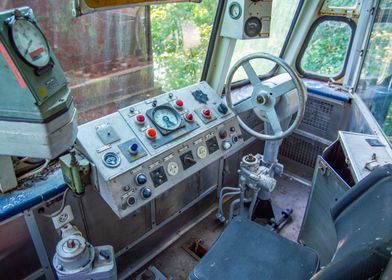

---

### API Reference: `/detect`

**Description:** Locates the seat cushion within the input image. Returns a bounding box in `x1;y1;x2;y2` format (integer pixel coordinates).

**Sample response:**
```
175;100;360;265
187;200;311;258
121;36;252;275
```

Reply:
189;218;319;280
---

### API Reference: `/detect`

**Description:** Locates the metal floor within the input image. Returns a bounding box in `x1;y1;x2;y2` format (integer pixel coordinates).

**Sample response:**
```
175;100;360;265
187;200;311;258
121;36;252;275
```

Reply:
133;174;311;280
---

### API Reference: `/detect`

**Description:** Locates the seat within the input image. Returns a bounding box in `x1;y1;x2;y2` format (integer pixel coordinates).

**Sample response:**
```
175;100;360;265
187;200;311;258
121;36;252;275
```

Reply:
189;164;392;280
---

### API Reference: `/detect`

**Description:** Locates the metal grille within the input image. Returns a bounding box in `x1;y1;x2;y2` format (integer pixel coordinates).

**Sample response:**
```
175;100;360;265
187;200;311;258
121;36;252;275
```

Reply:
280;133;327;168
302;99;334;132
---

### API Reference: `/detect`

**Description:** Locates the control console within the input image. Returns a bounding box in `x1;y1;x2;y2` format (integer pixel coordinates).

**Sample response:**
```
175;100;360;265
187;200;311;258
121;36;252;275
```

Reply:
77;82;243;218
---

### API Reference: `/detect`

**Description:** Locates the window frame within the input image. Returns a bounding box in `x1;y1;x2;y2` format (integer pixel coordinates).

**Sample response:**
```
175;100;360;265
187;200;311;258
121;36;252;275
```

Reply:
295;15;356;81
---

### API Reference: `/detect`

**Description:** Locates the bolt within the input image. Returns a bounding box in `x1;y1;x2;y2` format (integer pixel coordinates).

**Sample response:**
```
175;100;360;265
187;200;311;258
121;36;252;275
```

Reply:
67;239;75;248
256;95;265;104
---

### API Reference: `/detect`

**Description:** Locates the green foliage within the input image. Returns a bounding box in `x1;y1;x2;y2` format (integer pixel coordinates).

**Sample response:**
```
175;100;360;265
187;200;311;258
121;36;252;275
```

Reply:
150;0;217;91
300;20;351;77
327;0;357;7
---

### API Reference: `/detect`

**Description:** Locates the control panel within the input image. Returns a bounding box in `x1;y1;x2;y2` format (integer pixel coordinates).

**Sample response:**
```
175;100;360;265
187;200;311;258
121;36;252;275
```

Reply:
77;82;243;218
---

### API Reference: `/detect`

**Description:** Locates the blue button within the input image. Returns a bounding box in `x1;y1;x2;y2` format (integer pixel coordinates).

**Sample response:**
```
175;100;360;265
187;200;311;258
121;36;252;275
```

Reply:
141;187;152;199
129;143;139;155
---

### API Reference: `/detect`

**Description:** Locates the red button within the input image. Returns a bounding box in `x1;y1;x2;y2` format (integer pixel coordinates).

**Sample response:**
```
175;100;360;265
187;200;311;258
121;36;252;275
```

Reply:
185;113;193;122
202;109;211;118
146;128;157;139
136;114;145;124
175;100;184;109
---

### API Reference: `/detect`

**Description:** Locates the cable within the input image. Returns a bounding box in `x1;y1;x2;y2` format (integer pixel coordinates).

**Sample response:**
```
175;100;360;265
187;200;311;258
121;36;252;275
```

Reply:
42;188;70;218
17;159;50;181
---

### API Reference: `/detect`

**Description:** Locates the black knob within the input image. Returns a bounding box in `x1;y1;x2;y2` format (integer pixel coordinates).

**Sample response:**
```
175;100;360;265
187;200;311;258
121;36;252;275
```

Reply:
218;103;228;114
135;173;147;185
141;187;152;199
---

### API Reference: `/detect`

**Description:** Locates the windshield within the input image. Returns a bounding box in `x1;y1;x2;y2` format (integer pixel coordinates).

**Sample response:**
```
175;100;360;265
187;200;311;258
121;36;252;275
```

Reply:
356;0;392;143
0;0;218;124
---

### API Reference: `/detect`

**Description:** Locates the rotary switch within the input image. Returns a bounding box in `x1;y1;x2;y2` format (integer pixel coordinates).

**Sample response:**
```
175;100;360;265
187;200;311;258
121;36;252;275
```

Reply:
217;103;228;115
135;173;147;185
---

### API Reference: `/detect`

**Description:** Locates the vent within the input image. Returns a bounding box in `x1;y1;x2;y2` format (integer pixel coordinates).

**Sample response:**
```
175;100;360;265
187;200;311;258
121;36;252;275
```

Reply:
302;98;334;133
280;133;327;168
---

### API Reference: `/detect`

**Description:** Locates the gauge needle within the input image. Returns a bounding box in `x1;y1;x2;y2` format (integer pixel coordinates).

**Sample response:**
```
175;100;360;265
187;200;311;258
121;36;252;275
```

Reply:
162;116;175;127
24;40;33;57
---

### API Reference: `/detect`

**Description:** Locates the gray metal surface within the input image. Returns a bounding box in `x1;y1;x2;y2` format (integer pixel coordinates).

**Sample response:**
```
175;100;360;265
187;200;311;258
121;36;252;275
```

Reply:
339;131;392;182
77;82;243;218
298;156;350;265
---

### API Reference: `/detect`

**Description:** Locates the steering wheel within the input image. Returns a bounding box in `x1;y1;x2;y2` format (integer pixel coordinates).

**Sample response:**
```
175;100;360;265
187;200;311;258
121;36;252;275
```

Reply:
225;53;307;141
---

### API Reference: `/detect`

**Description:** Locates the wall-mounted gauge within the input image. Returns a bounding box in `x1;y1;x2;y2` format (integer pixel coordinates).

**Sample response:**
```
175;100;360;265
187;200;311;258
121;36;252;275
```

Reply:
229;2;242;20
244;17;262;37
7;10;51;69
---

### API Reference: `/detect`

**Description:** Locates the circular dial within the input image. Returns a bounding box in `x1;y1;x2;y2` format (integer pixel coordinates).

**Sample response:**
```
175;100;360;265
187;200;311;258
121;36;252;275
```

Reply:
196;145;208;159
10;19;50;68
153;107;181;131
229;2;242;19
167;161;179;176
244;17;262;37
102;152;121;168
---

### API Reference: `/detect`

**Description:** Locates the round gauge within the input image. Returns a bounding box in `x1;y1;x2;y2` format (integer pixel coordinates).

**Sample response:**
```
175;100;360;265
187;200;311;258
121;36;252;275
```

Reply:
167;161;179;176
153;106;181;131
10;18;50;68
197;145;208;159
244;17;262;37
102;152;121;168
229;2;242;20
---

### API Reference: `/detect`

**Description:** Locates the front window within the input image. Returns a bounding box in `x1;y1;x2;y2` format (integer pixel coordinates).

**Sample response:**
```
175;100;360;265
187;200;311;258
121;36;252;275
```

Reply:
356;0;392;142
1;0;218;124
297;17;354;80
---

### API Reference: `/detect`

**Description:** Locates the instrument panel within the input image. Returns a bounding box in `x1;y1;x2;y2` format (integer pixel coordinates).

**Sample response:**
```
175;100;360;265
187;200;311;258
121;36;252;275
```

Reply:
77;82;243;218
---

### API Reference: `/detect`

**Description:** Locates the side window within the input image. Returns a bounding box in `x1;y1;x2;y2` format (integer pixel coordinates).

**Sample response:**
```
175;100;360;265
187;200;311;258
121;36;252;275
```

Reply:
297;17;355;80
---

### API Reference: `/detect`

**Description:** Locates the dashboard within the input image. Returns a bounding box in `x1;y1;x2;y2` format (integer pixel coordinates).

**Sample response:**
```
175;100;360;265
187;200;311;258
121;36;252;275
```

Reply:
77;82;243;218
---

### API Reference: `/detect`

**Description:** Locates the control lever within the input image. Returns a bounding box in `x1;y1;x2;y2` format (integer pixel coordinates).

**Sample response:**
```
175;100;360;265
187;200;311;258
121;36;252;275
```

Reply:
184;155;196;164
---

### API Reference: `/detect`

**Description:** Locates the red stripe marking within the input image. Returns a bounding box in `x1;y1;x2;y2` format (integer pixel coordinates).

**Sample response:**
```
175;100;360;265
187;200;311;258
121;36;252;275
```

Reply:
0;43;27;89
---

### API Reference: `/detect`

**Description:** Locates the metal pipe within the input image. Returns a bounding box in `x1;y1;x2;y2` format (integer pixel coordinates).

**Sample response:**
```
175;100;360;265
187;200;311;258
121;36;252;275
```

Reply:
216;191;240;222
229;198;241;221
248;189;260;220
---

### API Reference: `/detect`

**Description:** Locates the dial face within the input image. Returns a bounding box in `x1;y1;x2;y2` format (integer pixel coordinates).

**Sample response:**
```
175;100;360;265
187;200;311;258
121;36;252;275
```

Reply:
244;17;262;37
167;161;179;176
153;107;181;131
11;19;50;68
229;2;242;20
197;145;208;159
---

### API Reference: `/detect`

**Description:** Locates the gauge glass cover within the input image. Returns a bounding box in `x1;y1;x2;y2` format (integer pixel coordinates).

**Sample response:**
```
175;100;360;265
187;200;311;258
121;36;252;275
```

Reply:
229;2;242;20
11;19;50;68
153;107;181;131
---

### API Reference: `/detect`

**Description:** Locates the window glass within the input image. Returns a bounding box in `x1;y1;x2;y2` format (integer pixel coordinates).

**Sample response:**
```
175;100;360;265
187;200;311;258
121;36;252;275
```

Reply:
0;0;217;124
356;1;392;142
229;1;300;83
299;19;352;78
327;0;357;8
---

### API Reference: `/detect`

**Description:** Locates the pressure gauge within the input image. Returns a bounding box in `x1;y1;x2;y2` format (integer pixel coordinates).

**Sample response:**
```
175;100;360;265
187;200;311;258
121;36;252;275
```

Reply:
229;2;242;20
244;17;262;37
8;11;50;68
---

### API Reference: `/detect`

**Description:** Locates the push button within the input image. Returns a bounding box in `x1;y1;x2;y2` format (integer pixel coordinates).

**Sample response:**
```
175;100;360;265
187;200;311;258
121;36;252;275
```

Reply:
135;114;145;125
202;109;211;119
218;103;228;115
146;128;157;139
184;113;194;122
129;143;139;155
175;99;184;109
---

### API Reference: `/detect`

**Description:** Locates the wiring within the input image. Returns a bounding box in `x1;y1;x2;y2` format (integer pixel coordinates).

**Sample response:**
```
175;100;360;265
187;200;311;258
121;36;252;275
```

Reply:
42;188;70;218
17;159;50;181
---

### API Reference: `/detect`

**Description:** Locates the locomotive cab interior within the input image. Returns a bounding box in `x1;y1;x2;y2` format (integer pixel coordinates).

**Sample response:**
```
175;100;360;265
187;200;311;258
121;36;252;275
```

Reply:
0;0;391;279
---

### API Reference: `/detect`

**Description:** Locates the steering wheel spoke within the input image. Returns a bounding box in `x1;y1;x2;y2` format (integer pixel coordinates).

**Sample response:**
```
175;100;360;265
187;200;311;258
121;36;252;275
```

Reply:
265;108;283;135
232;97;253;114
242;61;261;87
271;79;296;98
